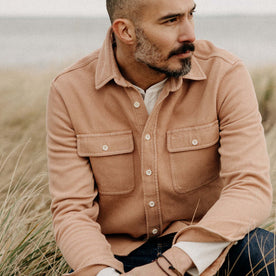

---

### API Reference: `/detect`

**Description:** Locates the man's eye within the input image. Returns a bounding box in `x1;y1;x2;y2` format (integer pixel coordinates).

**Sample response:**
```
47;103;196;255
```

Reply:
190;10;196;16
165;18;177;24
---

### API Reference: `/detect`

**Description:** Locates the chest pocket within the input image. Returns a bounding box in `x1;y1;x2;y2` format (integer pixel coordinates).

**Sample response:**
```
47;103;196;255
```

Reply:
77;130;135;195
167;121;220;194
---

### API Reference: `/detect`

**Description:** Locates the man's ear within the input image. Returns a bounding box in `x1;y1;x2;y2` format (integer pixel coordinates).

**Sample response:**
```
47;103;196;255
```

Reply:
112;19;136;45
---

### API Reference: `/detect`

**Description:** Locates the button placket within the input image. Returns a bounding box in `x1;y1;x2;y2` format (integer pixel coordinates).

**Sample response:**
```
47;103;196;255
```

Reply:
140;96;166;239
127;87;148;126
143;132;159;238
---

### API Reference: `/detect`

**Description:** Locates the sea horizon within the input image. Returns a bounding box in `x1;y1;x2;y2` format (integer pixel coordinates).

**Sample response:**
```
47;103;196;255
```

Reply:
1;15;275;69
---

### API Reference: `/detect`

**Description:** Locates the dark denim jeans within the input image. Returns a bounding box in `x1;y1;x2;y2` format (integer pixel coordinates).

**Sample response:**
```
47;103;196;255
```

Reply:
115;228;276;275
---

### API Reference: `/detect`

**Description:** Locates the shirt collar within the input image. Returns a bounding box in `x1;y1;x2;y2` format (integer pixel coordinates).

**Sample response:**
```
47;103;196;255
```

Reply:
95;27;207;90
95;28;129;90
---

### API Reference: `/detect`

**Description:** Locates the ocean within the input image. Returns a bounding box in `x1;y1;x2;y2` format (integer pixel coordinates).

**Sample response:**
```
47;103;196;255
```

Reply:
0;15;275;69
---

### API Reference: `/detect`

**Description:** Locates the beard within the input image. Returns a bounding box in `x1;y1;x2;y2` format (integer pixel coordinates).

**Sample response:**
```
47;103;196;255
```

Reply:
134;27;195;78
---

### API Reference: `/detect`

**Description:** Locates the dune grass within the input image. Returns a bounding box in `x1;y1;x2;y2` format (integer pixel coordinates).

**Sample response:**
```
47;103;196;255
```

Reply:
0;65;275;275
0;68;70;275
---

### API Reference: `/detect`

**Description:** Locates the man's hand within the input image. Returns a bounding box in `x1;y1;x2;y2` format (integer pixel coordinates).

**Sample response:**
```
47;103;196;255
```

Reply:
123;246;194;275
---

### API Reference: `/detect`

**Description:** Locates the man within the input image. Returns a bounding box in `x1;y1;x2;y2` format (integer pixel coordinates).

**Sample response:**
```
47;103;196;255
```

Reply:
47;0;274;275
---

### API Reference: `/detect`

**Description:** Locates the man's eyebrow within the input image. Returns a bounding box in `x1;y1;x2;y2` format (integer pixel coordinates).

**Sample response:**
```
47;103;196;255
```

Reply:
158;3;197;22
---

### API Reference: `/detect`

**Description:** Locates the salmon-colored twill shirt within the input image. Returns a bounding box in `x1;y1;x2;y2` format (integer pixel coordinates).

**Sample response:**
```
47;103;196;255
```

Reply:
47;28;272;275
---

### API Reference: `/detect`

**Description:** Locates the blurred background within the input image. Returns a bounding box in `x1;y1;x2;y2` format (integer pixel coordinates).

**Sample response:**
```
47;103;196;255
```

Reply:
0;0;275;275
1;0;276;68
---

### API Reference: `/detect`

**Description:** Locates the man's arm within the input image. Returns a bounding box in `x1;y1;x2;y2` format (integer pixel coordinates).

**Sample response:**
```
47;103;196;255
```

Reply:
170;60;272;274
47;82;124;274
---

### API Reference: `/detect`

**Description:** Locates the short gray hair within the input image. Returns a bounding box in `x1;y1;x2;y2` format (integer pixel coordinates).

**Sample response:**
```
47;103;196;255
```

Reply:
106;0;143;23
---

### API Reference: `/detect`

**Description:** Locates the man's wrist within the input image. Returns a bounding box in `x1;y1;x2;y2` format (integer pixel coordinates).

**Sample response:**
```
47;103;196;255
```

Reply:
156;254;183;276
162;246;194;274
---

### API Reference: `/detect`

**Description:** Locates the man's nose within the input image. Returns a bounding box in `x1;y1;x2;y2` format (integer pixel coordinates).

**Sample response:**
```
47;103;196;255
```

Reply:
178;19;196;43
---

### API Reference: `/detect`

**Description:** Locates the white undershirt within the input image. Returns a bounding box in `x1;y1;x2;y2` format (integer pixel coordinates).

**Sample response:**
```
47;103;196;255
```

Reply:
133;78;168;114
97;80;229;276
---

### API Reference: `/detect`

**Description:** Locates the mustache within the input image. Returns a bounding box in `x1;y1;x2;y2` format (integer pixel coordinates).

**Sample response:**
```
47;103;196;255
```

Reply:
168;43;195;59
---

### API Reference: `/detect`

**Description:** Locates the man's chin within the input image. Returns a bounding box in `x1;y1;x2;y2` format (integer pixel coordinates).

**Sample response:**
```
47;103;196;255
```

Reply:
146;57;192;78
165;62;192;78
165;69;191;78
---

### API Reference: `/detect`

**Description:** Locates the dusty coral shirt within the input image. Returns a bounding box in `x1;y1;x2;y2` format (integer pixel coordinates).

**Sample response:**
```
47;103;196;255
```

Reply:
47;28;272;275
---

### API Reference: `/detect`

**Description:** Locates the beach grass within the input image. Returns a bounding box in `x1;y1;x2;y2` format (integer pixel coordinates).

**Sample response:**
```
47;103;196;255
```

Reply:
0;65;275;275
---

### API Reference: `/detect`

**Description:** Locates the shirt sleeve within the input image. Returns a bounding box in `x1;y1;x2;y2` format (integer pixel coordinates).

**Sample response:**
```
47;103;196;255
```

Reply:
174;241;230;275
47;83;124;273
97;267;121;276
172;61;272;273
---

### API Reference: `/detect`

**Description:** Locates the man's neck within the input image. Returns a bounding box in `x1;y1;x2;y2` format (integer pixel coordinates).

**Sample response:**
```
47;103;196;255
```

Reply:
114;45;167;91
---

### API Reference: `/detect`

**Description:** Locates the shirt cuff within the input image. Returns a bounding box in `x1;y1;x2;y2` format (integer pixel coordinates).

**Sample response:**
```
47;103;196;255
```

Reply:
96;267;121;276
173;241;230;275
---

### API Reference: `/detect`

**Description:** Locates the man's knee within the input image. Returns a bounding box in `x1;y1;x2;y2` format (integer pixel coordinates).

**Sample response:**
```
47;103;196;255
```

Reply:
219;228;276;276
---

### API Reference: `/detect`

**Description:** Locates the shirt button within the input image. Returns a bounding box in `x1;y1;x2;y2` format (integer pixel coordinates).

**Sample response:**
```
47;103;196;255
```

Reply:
134;101;141;108
149;201;155;207
192;139;198;146
145;134;151;141
102;145;109;151
146;169;152;176
152;228;158;235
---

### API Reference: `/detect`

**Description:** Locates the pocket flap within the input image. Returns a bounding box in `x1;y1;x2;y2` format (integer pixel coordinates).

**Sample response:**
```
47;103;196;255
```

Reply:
167;121;219;152
77;130;134;157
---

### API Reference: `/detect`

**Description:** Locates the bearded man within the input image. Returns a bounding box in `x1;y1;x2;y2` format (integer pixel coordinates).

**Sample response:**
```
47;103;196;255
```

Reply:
47;0;275;275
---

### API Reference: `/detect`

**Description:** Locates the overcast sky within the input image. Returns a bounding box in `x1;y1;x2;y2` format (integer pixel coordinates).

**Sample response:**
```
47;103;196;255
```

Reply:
0;0;276;17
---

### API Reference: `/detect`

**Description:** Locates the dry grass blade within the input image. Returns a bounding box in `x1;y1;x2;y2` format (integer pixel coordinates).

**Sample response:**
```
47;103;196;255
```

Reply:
0;142;69;275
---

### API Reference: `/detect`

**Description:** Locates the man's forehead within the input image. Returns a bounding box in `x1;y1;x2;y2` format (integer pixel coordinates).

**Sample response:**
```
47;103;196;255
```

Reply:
140;0;196;19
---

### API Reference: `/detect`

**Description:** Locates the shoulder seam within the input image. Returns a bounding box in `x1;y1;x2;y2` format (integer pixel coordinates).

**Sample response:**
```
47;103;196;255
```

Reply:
53;54;99;82
193;52;240;65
